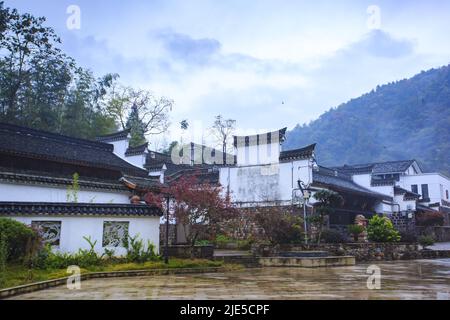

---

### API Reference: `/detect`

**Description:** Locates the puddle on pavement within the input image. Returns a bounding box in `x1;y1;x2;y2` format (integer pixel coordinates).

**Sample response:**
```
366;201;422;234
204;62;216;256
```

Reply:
8;259;450;300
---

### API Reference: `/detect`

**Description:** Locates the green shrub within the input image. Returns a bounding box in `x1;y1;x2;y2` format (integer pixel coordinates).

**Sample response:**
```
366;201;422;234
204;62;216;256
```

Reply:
367;215;400;243
194;239;211;246
236;238;254;250
418;235;435;249
34;234;159;269
213;234;253;250
253;207;304;245
214;234;231;248
348;224;365;241
35;236;104;269
321;229;346;243
0;218;41;262
0;234;7;286
123;234;159;263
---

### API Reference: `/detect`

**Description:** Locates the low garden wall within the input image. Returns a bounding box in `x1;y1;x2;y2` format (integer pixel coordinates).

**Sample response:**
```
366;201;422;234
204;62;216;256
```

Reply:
416;226;450;242
162;245;214;259
252;243;421;262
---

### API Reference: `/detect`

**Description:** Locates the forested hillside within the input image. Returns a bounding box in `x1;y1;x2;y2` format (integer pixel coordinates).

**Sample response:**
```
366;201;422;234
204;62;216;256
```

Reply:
284;64;450;175
0;2;172;146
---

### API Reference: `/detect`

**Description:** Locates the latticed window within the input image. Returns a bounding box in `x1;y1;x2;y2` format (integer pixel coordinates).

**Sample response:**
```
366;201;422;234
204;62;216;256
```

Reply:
32;221;62;246
102;221;129;247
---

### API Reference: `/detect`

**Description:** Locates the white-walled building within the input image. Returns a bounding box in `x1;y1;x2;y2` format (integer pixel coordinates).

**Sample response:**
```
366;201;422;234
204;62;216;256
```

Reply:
333;160;450;227
80;125;450;236
0;123;162;255
218;129;394;230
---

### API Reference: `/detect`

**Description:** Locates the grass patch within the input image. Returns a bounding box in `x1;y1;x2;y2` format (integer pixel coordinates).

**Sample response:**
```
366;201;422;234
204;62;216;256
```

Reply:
1;259;243;290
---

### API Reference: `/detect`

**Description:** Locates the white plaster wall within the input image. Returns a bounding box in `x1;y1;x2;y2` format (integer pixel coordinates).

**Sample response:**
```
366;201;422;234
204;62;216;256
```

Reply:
125;154;146;169
0;182;130;204
352;174;371;188
110;139;129;159
219;159;311;205
374;202;392;214
370;185;394;197
352;173;394;197
7;215;160;256
393;195;416;211
236;142;280;166
400;173;450;204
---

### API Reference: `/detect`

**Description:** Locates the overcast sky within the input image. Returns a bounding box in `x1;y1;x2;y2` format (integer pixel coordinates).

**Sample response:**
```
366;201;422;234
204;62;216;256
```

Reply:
6;0;450;148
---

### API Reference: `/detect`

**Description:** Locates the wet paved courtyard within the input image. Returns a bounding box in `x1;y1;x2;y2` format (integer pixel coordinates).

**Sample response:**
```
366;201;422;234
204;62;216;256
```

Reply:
9;259;450;300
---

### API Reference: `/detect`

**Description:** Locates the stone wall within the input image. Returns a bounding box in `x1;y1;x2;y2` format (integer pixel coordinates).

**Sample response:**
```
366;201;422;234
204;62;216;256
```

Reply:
162;245;214;259
389;212;416;232
252;242;421;262
416;226;450;242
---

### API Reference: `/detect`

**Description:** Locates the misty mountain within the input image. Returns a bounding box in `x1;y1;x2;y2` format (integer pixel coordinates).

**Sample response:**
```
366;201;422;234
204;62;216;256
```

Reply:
284;64;450;175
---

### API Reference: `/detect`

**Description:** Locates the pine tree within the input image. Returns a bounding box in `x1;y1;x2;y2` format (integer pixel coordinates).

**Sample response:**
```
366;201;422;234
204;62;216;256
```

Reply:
126;104;146;147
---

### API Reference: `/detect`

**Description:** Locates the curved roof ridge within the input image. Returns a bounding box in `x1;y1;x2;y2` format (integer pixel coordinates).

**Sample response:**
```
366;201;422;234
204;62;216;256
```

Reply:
96;128;130;142
0;122;113;152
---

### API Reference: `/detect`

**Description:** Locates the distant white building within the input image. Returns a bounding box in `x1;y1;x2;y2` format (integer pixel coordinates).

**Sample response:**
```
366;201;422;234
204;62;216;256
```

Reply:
333;160;450;227
218;128;450;230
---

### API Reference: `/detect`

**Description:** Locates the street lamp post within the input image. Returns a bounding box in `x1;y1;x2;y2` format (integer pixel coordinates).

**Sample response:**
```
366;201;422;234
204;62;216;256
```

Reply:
295;158;318;245
298;181;311;244
164;195;170;264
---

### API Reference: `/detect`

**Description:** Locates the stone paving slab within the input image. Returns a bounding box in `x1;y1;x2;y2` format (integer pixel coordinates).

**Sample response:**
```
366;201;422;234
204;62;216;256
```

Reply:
8;259;450;300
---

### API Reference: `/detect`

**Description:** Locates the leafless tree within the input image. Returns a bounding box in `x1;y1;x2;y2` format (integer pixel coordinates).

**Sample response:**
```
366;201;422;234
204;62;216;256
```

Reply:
210;115;236;164
105;85;173;136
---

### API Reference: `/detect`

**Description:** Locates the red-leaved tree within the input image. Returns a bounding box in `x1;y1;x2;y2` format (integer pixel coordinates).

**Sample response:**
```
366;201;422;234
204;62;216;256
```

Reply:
144;172;239;246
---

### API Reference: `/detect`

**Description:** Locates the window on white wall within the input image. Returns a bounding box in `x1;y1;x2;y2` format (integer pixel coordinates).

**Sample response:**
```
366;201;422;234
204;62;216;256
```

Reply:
102;221;129;247
32;221;61;246
421;184;429;200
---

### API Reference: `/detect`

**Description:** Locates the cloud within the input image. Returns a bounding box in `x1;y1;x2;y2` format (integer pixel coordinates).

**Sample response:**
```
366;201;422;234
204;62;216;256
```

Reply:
57;28;435;147
343;30;415;58
154;29;221;65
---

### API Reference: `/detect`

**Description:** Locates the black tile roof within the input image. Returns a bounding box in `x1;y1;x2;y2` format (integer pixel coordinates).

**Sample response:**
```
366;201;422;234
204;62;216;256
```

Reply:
0;202;163;217
394;186;420;200
95;129;130;142
233;128;287;147
125;142;148;156
370;177;397;186
145;150;172;170
280;143;316;161
166;168;220;185
120;175;163;190
0;123;147;177
333;160;418;175
0;167;127;191
416;204;438;213
312;166;392;201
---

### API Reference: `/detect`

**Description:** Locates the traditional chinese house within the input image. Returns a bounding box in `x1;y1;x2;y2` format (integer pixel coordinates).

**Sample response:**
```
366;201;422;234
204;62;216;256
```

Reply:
0;123;162;255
